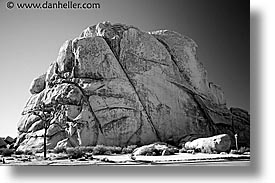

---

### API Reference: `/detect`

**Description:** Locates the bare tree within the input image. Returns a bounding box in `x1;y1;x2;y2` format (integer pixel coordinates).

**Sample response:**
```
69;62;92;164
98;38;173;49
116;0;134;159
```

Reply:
22;103;62;159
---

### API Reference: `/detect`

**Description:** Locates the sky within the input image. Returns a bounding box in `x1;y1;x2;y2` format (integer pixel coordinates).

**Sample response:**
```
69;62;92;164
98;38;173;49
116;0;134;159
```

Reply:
0;0;249;137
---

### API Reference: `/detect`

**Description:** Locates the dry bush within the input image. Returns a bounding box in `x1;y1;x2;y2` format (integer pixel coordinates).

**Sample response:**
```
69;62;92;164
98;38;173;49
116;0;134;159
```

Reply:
93;145;122;155
122;145;137;154
53;146;67;154
230;146;249;155
66;147;85;159
79;146;94;153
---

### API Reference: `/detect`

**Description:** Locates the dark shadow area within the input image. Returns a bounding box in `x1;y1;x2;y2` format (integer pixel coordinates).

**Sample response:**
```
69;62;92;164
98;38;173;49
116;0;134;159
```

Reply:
8;11;260;180
249;10;262;175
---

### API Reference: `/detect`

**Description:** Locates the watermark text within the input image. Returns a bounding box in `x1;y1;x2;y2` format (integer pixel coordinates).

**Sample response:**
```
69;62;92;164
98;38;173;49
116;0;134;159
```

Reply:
6;1;100;10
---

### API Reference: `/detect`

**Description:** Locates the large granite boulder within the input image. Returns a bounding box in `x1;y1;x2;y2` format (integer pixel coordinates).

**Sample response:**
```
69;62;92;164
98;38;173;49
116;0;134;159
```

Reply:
15;22;250;151
184;134;232;153
29;73;46;94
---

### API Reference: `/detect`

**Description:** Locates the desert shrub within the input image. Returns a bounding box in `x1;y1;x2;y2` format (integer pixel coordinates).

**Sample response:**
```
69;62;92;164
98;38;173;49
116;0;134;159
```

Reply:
239;147;246;154
109;146;122;154
161;147;179;155
167;147;179;154
53;146;67;154
122;145;137;154
66;147;85;159
244;147;250;152
89;145;101;155
0;148;15;157
104;150;112;155
79;146;94;153
230;147;248;155
93;145;110;155
179;148;187;153
230;149;238;154
92;145;122;155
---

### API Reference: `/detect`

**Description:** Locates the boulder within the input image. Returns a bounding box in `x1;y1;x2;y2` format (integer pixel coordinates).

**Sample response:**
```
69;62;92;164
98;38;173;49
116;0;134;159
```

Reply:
0;138;7;148
56;40;74;74
132;142;178;156
16;22;250;151
4;136;15;144
29;73;46;94
42;83;83;106
184;134;231;153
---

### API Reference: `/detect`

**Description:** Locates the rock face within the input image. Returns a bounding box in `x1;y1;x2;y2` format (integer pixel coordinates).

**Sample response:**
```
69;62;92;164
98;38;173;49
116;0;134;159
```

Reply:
15;22;250;152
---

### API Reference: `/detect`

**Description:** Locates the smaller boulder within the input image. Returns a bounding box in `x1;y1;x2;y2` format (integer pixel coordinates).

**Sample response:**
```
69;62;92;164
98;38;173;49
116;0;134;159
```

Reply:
29;73;46;94
4;136;15;144
132;142;178;156
0;138;7;148
184;134;231;153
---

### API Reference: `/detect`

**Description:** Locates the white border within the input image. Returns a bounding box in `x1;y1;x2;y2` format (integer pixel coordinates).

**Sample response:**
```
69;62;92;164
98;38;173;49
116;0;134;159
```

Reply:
0;0;272;182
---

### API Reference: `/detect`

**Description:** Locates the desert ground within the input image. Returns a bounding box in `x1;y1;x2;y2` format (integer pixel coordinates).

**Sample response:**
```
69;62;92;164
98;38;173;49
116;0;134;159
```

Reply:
1;152;250;166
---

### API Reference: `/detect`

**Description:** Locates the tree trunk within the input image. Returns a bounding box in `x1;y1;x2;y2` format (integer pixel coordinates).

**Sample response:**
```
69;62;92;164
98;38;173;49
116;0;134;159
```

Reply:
44;125;47;159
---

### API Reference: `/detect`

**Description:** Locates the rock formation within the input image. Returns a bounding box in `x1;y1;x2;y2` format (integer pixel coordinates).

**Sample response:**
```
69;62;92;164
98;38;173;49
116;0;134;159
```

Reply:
15;22;250;152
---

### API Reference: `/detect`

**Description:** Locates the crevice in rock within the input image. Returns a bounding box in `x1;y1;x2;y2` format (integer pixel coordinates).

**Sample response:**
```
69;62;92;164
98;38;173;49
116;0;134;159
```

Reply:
155;37;230;134
85;92;136;105
88;92;128;99
193;95;219;133
154;37;192;85
126;51;170;66
103;36;162;142
167;79;226;127
126;113;143;145
94;106;138;113
101;116;129;129
156;36;244;136
167;72;217;134
167;79;207;100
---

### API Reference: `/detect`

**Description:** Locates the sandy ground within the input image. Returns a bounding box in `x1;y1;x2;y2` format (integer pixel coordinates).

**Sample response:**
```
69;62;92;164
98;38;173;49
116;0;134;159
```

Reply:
0;152;250;166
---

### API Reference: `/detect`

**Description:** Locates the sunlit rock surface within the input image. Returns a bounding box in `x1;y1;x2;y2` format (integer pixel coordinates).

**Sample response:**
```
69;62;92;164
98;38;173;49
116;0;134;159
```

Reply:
15;22;250;151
